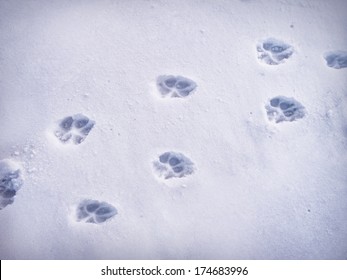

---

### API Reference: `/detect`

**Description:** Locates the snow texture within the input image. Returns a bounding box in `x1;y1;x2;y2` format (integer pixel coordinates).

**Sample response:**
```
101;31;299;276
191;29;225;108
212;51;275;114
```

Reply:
0;160;23;210
153;151;195;179
0;0;347;260
157;75;197;98
76;200;117;224
265;96;306;123
257;38;294;65
324;51;347;69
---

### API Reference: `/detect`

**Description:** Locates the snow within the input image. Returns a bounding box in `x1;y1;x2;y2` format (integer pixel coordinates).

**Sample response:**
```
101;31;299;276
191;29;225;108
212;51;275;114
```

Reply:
0;0;347;259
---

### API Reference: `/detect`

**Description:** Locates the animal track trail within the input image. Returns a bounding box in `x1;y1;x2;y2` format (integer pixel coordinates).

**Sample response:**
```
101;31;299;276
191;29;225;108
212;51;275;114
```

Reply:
265;96;306;123
54;114;95;145
156;75;197;98
257;38;294;65
0;159;23;210
76;199;117;224
153;151;195;179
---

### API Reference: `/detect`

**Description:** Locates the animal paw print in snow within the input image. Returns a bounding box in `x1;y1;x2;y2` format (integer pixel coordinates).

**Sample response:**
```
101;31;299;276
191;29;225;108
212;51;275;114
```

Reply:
76;199;117;224
55;114;95;145
153;151;195;179
257;38;294;65
0;159;23;210
157;75;197;98
265;96;306;123
324;51;347;69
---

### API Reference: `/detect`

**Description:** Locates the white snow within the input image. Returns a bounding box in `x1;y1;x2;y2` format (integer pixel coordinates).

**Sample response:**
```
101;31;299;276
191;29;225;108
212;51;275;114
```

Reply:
0;0;347;259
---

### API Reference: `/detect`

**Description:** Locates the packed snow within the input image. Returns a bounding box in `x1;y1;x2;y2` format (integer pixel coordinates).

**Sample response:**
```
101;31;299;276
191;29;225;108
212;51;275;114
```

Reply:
0;0;347;259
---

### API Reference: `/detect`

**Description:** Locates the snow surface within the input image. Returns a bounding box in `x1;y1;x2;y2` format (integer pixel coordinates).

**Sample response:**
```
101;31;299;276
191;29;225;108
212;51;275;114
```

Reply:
0;0;347;260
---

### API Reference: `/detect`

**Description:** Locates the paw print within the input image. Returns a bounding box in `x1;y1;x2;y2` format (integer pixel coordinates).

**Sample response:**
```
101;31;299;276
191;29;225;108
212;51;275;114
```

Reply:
0;159;23;210
265;96;306;123
153;151;195;179
324;51;347;69
257;38;294;65
76;199;117;224
54;114;95;145
157;75;197;98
